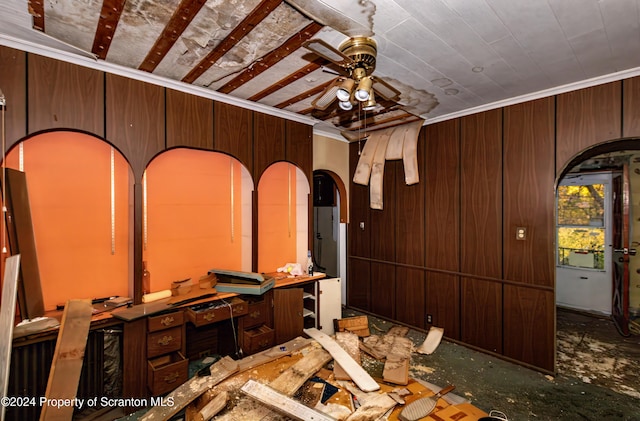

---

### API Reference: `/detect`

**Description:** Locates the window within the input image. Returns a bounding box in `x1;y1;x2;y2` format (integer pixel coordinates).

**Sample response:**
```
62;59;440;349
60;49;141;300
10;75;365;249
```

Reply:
557;178;606;270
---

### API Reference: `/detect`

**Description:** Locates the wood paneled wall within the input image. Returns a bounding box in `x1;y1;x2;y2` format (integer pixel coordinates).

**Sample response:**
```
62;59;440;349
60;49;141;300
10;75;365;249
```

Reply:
349;77;640;372
0;45;313;303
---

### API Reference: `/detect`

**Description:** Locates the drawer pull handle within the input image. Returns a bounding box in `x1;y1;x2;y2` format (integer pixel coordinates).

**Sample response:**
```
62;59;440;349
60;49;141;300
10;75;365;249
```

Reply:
203;312;215;321
250;310;261;319
234;305;245;313
158;335;173;346
164;372;179;384
160;316;175;326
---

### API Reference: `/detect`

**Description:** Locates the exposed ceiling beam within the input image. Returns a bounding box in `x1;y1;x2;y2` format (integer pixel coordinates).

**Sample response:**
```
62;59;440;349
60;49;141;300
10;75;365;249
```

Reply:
248;57;328;102
138;0;208;73
274;78;334;108
92;0;127;60
27;0;44;31
182;0;283;84
217;21;322;94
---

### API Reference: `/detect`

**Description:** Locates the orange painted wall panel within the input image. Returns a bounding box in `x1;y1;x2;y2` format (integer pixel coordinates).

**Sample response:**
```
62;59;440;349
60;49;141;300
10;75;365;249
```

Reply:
258;163;297;273
5;132;130;310
144;149;246;291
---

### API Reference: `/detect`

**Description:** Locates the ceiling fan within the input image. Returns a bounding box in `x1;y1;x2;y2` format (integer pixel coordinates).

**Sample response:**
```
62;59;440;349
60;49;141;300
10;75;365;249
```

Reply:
302;36;402;112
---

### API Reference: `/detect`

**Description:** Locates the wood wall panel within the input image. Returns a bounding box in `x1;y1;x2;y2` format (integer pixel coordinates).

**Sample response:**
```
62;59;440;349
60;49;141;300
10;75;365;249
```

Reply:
28;54;104;136
105;74;165;179
214;102;252;171
395;267;425;329
0;46;27;148
349;141;370;258
395;139;425;266
370;262;395;319
166;89;213;150
370;160;396;262
503;99;555;286
503;285;554;372
285;120;312;184
426;272;460;340
424;121;459;271
253;113;285;181
460;110;502;278
556;82;622;172
284;120;313;251
347;257;370;311
461;277;502;353
623;76;640;137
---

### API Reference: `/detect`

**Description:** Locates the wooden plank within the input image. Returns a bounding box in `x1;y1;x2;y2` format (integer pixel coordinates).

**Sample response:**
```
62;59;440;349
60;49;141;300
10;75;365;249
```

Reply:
416;326;444;355
345;392;397;421
334;331;360;381
139;356;239;421
194;391;228;421
240;379;336;421
237;337;314;373
0;255;20;421
268;347;332;396
334;315;370;337
381;331;412;386
5;169;45;319
304;328;379;392
40;299;93;421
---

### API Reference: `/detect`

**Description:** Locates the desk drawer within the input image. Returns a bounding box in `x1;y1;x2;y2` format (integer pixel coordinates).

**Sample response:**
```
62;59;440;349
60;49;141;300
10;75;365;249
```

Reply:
244;299;269;329
186;297;248;327
147;326;182;358
147;352;188;396
148;311;184;332
243;324;274;354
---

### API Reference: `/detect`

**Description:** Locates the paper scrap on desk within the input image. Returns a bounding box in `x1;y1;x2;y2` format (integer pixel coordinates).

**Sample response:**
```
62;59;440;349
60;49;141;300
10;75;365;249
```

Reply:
417;326;444;355
142;289;171;303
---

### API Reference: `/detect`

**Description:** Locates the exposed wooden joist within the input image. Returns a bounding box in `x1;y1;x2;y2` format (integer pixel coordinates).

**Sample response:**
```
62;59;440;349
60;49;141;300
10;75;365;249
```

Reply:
342;110;416;132
248;57;328;102
182;0;284;84
217;21;323;94
91;0;127;60
27;0;45;31
138;0;208;73
274;78;334;108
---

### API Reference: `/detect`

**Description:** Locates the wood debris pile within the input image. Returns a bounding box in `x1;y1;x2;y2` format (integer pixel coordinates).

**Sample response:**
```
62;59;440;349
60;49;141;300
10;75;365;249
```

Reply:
139;317;486;421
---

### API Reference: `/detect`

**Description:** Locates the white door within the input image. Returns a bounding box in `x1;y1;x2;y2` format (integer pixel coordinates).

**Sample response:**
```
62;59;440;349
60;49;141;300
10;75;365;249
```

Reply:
556;173;612;314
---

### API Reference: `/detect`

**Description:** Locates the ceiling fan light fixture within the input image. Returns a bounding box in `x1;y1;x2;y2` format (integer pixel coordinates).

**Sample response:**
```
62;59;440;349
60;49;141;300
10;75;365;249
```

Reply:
355;76;372;102
362;91;376;111
336;78;355;102
338;100;353;111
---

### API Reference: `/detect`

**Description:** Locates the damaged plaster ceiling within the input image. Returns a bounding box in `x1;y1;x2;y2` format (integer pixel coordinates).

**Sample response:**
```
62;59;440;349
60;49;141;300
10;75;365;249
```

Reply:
1;0;640;139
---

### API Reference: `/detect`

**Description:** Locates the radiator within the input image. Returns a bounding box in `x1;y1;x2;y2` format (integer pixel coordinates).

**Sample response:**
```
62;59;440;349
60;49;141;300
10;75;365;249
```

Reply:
6;329;121;421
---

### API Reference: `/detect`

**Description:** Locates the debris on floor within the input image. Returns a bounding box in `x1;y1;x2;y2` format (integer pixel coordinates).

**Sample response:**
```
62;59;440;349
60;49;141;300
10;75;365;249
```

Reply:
136;316;487;421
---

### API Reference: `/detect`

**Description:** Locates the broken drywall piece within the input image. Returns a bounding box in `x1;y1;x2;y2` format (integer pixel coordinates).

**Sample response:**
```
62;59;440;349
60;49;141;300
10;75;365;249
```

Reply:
417;326;444;355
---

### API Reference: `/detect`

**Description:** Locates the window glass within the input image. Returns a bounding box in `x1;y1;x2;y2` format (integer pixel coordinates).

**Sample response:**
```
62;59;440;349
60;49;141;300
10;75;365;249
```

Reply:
557;183;605;270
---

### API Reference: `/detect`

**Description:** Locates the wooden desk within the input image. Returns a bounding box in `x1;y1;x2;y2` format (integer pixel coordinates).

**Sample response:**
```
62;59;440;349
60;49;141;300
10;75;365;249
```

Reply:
119;273;326;401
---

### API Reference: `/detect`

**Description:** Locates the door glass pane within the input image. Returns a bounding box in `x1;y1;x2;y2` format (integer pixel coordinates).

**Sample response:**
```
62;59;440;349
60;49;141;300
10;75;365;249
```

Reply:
557;184;605;269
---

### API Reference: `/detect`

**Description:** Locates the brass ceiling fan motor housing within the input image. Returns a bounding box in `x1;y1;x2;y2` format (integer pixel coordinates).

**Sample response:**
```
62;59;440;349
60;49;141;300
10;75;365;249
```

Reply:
339;36;377;77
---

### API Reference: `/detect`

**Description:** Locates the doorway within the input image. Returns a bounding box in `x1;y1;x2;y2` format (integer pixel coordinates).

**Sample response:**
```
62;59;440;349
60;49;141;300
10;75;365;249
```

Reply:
312;170;347;304
556;172;612;314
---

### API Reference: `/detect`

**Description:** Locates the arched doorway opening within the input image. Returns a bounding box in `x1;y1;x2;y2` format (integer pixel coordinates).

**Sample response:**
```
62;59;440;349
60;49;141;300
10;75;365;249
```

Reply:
556;138;640;333
555;138;640;396
312;169;347;304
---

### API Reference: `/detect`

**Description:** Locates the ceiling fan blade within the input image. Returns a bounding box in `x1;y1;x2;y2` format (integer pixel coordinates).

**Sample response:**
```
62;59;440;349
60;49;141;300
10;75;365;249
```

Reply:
311;77;342;111
303;39;354;68
372;76;401;102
